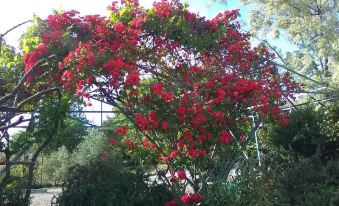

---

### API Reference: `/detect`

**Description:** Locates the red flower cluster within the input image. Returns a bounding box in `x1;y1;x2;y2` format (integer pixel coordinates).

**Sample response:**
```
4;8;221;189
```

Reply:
181;193;202;204
23;44;49;73
164;200;177;206
115;126;128;135
219;130;233;144
151;83;163;95
176;171;186;180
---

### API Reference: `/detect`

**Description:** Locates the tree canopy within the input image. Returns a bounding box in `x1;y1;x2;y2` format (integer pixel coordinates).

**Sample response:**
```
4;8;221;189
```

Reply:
241;0;339;87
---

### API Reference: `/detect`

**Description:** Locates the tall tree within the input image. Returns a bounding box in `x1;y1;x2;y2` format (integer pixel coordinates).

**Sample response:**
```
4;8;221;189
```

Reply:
241;0;338;88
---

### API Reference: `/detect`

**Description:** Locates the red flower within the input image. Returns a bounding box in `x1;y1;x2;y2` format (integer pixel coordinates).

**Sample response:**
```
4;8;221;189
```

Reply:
135;113;149;131
113;22;126;33
169;150;178;159
197;134;207;143
177;171;186;180
101;151;108;158
76;64;83;71
180;193;202;204
115;127;128;135
86;77;94;84
160;155;170;162
181;194;190;204
219;130;233;143
176;106;186;115
125;138;137;149
190;193;202;203
212;111;224;121
162;120;168;130
164;200;177;206
58;62;64;70
212;89;226;104
147;111;158;128
126;71;140;86
169;176;177;183
151;83;163;95
192;114;206;126
110;139;117;145
161;91;174;102
103;57;125;72
82;92;90;98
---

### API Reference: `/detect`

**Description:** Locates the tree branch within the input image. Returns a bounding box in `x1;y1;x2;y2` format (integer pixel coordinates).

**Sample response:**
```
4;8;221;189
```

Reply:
0;55;56;105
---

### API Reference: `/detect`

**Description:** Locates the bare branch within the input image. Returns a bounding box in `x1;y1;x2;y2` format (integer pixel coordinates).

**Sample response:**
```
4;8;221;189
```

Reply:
0;20;31;39
17;87;60;109
0;20;32;55
0;118;32;132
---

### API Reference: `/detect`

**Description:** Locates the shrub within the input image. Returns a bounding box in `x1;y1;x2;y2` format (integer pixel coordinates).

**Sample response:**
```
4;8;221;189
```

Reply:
280;157;339;206
58;156;172;206
0;180;26;206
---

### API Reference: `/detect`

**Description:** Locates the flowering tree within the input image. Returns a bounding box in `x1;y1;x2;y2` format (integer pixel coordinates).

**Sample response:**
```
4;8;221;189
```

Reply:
23;0;297;204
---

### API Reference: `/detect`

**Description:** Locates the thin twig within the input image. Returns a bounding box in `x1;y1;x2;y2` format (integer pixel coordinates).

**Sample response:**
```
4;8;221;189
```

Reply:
0;20;31;39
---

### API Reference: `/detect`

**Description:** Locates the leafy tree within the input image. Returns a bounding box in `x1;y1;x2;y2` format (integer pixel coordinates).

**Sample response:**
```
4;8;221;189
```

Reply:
38;146;71;186
20;0;298;204
37;130;107;187
241;0;338;87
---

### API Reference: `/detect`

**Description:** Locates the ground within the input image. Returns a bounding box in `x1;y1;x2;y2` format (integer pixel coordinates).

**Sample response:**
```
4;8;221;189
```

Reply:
30;188;62;206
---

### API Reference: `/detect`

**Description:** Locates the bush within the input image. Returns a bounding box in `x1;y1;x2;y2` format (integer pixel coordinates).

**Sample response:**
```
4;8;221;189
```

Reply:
0;180;26;206
201;182;237;206
269;107;321;157
233;151;339;206
37;130;109;186
58;156;172;206
280;157;339;206
268;105;338;161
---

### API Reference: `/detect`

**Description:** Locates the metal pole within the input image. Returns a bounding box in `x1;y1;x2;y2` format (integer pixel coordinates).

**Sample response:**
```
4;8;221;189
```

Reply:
100;96;103;127
249;115;261;166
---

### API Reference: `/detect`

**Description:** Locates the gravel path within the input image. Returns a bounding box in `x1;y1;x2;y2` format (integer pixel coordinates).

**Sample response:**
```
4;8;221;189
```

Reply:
29;188;62;206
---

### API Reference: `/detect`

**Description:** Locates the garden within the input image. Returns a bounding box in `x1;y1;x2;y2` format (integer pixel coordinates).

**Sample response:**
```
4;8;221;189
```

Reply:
0;0;338;205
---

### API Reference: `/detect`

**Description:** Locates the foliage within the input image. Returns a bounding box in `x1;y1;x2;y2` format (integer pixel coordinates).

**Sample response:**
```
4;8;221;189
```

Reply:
267;105;338;160
0;179;26;206
269;107;322;157
0;42;23;96
45;117;87;152
37;146;72;186
21;0;298;203
234;150;339;206
59;152;172;206
320;102;339;140
241;0;339;87
279;157;339;206
37;130;106;186
200;182;237;206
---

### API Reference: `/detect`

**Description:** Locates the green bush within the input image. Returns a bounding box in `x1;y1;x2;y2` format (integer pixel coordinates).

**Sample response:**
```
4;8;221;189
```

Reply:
269;107;321;157
201;182;237;206
37;130;109;186
233;151;339;206
0;180;26;206
58;156;172;206
280;157;339;206
268;105;338;161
